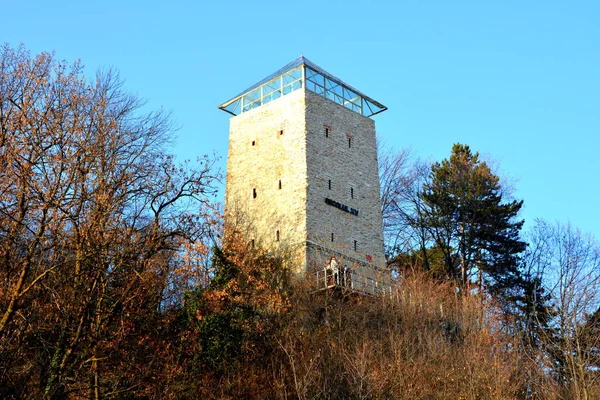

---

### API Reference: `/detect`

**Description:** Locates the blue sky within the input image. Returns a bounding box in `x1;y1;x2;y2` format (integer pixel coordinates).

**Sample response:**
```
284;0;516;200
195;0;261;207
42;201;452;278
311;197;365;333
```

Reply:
3;1;599;239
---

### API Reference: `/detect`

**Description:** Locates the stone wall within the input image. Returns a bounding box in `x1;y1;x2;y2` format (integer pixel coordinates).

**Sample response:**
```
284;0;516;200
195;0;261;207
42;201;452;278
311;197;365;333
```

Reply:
225;89;308;273
224;88;387;286
305;90;386;271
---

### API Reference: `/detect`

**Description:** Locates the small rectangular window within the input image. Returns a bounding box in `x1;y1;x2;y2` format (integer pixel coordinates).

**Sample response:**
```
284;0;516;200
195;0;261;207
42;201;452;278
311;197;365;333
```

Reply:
354;240;357;251
331;232;334;242
350;187;354;199
252;140;256;146
250;239;255;249
324;125;331;138
278;180;282;189
276;230;280;242
278;129;284;136
348;137;352;148
253;188;257;198
328;179;332;190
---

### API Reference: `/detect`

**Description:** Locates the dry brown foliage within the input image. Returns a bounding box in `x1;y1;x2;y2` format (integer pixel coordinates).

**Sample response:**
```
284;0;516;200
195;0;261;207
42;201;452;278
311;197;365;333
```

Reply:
0;44;220;399
177;243;539;400
3;44;597;400
269;275;525;400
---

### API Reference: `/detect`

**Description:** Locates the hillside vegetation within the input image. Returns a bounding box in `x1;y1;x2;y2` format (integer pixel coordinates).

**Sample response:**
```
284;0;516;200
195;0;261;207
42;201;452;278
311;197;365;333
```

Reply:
1;45;599;399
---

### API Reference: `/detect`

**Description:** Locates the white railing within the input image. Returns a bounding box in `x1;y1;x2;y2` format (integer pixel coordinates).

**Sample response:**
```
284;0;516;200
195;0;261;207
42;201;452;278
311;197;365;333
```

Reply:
313;268;393;297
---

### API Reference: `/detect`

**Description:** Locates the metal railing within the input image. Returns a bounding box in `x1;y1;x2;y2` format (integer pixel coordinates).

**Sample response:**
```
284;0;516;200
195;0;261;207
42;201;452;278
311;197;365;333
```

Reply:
313;268;393;297
306;241;394;296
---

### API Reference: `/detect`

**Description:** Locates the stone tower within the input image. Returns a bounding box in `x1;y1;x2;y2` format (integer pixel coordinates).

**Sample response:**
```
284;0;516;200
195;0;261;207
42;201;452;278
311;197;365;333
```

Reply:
219;57;389;294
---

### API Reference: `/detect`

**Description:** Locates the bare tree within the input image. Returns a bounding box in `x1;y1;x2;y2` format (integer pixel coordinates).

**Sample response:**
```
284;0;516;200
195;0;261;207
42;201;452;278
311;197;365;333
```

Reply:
378;143;430;265
0;44;220;398
526;220;600;399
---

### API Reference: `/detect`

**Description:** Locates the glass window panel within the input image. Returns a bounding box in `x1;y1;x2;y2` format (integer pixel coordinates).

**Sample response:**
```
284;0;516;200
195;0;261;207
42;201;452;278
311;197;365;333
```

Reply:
243;87;261;104
364;100;375;115
344;87;358;101
221;62;383;117
315;73;325;86
305;67;317;80
226;99;241;115
325;78;337;91
283;67;301;84
252;87;262;100
306;68;325;86
263;78;281;96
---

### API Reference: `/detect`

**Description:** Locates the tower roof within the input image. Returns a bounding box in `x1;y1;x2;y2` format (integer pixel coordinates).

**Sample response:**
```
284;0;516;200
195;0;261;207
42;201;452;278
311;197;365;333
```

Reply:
218;56;387;118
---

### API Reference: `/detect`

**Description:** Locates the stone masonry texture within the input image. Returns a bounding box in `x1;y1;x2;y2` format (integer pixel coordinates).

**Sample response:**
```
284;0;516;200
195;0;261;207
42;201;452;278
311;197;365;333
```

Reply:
225;87;388;290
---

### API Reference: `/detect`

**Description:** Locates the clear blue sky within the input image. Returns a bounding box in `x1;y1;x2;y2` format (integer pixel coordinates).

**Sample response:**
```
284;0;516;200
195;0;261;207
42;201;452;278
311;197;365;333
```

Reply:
3;1;599;239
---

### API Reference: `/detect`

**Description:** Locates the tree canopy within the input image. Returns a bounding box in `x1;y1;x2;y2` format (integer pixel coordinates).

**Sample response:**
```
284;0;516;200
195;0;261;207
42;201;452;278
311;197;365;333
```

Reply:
0;44;219;398
2;43;599;399
421;143;526;291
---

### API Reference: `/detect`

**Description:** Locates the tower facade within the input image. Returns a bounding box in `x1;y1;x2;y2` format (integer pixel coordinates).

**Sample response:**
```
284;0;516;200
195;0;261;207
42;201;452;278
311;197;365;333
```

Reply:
219;57;389;294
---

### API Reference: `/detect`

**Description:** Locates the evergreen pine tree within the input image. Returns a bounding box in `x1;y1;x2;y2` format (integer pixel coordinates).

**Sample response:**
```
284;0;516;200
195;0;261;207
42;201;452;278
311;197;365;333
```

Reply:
421;144;526;293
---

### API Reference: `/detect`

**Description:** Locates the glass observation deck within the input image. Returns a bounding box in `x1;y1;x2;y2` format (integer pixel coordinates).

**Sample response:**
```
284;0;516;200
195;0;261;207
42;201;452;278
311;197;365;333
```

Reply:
218;56;387;118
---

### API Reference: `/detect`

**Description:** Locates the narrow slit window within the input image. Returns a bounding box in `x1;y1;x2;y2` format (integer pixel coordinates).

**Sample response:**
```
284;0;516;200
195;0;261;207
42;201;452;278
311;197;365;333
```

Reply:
325;127;329;137
278;180;282;189
276;230;280;242
348;137;352;148
328;179;331;190
252;140;256;146
331;232;334;242
354;240;357;251
253;188;257;198
324;125;331;138
250;239;255;249
350;187;354;199
278;129;284;136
